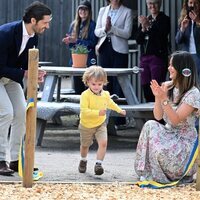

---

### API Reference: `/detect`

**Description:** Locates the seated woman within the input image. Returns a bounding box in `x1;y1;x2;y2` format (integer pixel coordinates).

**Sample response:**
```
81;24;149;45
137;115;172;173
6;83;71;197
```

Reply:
134;51;200;184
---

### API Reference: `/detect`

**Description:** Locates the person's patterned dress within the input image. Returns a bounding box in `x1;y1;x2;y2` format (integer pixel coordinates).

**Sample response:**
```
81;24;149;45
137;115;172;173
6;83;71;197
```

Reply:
134;86;200;183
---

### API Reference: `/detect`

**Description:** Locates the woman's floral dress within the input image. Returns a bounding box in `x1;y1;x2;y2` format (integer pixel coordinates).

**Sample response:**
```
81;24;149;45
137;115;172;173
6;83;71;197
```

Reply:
134;87;200;183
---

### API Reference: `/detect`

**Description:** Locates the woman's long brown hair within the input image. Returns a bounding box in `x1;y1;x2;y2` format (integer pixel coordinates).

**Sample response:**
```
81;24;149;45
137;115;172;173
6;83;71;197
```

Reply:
71;8;92;39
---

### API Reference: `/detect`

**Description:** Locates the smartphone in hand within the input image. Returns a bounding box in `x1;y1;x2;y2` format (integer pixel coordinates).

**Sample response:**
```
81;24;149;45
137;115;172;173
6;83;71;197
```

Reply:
187;6;194;19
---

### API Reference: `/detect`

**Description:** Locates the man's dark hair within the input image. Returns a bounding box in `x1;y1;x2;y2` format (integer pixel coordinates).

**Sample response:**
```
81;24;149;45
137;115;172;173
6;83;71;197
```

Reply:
23;1;52;23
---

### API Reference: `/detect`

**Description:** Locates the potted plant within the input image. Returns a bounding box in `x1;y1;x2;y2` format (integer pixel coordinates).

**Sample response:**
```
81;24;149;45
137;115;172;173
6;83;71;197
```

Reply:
71;44;89;68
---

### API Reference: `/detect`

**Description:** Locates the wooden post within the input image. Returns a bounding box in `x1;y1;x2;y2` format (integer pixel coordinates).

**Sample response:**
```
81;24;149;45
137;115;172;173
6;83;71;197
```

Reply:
23;48;39;188
196;118;200;190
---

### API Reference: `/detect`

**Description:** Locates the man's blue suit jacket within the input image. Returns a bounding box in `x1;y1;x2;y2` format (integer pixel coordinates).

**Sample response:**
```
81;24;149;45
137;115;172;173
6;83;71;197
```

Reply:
0;20;38;85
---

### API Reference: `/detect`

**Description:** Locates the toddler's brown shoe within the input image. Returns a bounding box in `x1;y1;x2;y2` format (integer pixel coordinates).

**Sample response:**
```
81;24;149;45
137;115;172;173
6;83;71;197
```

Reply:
94;163;104;175
78;160;87;173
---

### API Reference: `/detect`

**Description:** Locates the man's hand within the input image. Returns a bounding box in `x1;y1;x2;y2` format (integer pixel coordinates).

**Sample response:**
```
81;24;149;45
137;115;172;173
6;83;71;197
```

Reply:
38;69;46;83
24;68;46;83
24;70;28;78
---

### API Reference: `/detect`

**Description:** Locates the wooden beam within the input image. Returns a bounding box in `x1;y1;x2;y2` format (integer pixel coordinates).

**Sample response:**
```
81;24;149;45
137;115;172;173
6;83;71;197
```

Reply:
23;48;39;188
196;118;200;191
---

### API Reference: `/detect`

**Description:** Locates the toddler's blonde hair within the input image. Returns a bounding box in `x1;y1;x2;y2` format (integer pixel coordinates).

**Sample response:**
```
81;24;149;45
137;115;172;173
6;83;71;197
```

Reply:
82;65;108;86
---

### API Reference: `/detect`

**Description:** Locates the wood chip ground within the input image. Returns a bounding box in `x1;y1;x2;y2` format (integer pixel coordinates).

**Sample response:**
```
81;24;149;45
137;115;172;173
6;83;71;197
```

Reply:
0;183;200;200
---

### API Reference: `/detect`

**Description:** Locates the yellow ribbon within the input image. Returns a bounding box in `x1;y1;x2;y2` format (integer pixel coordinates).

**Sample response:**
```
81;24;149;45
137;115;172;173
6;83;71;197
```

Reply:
18;98;43;181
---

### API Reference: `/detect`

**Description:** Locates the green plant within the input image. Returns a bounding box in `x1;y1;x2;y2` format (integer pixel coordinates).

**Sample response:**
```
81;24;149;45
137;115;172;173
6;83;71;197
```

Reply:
70;44;89;54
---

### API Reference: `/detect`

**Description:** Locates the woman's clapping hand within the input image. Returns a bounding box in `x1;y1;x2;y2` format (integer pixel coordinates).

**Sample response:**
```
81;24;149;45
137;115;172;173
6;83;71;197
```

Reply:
150;80;168;101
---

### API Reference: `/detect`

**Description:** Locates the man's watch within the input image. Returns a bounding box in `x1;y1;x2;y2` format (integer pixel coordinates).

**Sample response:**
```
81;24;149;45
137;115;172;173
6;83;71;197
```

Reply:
162;99;170;106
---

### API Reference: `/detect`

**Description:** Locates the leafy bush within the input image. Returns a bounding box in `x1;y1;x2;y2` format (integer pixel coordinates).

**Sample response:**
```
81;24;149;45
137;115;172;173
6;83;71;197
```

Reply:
71;44;89;54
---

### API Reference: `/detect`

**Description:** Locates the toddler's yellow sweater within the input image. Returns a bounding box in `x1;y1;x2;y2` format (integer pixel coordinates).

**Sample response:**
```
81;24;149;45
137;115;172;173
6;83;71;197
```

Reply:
80;89;122;128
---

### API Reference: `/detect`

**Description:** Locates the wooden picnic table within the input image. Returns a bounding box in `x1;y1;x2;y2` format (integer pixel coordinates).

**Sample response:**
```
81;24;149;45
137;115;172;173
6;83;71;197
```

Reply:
36;66;151;146
40;66;142;105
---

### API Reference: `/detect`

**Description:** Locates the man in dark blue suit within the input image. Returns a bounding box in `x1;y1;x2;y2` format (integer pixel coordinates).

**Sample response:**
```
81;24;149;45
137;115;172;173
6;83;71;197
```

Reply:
0;1;52;176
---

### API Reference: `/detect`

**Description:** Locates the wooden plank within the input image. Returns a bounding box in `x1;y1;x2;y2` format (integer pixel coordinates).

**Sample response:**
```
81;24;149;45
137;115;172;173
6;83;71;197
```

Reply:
23;48;39;188
196;119;200;190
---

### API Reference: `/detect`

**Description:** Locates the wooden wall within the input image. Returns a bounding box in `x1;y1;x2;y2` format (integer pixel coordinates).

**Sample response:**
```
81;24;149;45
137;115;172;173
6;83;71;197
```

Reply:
0;0;184;102
0;0;72;65
0;0;184;65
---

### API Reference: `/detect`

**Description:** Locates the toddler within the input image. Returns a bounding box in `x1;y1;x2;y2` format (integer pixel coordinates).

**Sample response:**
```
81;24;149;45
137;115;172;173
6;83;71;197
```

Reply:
78;65;126;175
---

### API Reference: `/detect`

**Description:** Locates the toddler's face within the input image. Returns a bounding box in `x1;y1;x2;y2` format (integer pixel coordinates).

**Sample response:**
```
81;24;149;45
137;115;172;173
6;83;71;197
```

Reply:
87;77;104;94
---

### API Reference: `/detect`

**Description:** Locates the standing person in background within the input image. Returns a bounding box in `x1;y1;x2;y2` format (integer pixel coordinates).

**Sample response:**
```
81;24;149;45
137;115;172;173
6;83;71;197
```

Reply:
94;0;133;127
62;0;98;95
78;66;126;175
95;0;133;98
136;0;170;102
0;1;51;176
176;0;200;82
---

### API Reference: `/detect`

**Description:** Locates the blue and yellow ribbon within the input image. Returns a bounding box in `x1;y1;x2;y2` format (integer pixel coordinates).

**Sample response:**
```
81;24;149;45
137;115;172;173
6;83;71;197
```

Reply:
135;137;198;189
26;98;35;110
18;98;43;181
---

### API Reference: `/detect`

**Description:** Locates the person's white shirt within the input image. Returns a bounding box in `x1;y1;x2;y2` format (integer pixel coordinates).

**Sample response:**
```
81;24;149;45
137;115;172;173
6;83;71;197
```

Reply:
19;21;35;56
189;21;197;54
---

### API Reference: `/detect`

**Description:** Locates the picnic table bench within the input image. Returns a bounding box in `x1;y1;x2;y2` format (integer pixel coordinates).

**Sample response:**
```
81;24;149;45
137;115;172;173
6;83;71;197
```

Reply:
36;101;154;146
